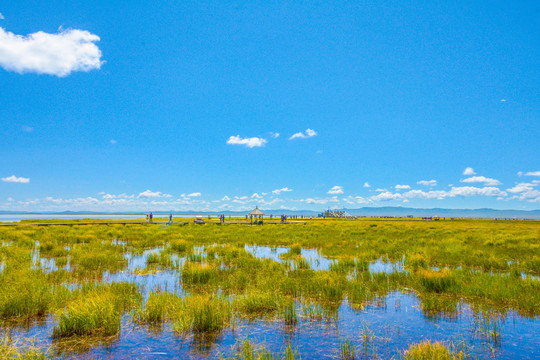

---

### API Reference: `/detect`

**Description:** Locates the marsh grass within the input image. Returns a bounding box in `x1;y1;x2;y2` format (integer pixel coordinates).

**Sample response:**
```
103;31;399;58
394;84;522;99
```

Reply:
188;253;205;263
220;339;300;360
169;239;192;253
146;251;174;268
0;270;53;320
472;311;503;347
52;283;140;338
281;301;297;325
329;258;359;273
0;337;50;360
296;258;310;270
174;295;231;335
133;291;181;325
300;300;324;320
182;262;214;285
234;291;280;318
0;218;539;357
417;269;457;293
361;325;377;359
340;339;356;360
402;340;466;360
53;296;120;337
420;294;460;321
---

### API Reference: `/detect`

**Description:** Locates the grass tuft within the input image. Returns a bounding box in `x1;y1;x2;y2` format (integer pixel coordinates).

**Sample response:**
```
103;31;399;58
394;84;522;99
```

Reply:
403;340;465;360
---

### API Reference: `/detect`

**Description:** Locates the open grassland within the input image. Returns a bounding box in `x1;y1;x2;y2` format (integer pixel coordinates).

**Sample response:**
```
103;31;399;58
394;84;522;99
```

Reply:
0;218;538;358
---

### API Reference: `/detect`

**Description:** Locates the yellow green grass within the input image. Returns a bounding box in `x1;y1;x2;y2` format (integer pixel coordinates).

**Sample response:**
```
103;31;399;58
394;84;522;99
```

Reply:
0;218;538;356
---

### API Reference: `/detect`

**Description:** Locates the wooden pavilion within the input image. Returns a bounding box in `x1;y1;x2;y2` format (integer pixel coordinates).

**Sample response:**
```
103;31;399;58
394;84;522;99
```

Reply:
249;207;264;224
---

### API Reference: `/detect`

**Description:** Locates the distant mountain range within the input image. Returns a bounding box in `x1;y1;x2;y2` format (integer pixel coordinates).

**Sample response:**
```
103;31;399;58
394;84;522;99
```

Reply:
1;207;540;219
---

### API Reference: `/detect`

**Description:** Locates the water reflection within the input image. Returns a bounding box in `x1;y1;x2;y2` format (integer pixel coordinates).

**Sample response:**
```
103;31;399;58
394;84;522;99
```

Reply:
3;244;540;359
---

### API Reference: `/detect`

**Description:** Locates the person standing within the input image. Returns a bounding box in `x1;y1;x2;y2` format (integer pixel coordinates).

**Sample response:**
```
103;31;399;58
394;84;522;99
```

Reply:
149;212;153;223
169;213;173;224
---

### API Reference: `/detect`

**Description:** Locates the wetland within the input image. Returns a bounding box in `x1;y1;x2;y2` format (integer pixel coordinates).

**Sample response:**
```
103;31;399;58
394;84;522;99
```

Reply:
0;218;538;359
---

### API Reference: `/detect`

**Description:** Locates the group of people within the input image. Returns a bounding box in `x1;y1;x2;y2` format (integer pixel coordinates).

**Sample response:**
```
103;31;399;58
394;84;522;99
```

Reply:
219;214;226;223
145;212;174;225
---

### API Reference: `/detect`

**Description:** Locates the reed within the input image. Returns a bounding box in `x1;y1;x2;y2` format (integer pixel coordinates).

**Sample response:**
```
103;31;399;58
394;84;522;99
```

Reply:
340;339;356;360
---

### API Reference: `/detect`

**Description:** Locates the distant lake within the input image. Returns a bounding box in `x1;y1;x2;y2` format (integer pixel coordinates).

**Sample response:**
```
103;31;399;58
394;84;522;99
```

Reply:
0;213;202;222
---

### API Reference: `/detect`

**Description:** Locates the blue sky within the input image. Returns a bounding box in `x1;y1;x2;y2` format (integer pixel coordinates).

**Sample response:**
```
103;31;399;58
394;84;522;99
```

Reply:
1;1;539;212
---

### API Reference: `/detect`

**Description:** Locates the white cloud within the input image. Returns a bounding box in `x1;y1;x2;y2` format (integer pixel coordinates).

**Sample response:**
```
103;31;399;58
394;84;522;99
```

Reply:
449;186;506;197
1;175;30;183
371;191;403;201
221;196;230;201
510;189;540;203
355;196;370;204
395;184;411;190
461;176;501;186
417;180;437;186
187;192;201;197
507;183;537;194
0;13;4;20
363;182;370;188
280;205;297;210
403;190;448;200
21;125;34;132
0;26;103;77
523;171;540;177
463;167;476;175
226;135;267;148
304;198;329;204
270;132;280;138
375;188;387;192
110;139;117;144
272;187;293;195
138;190;164;198
371;186;508;202
327;185;343;194
289;128;317;140
251;193;262;199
